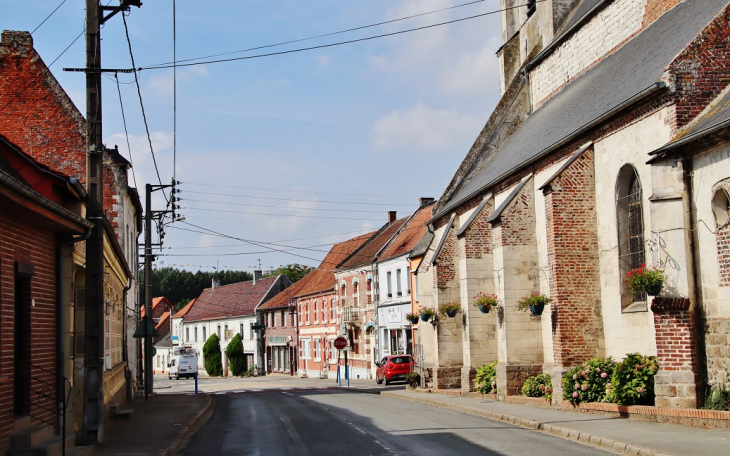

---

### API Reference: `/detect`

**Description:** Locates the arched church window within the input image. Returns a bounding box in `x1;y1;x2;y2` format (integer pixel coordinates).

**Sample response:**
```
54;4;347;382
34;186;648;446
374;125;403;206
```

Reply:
616;164;645;310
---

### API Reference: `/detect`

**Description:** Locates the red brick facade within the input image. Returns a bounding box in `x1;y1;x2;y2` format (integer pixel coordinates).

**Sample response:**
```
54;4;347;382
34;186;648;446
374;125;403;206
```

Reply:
643;0;681;27
544;150;603;368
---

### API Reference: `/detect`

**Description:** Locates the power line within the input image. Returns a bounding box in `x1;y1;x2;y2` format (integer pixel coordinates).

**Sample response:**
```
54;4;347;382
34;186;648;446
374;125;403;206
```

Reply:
183;197;403;214
172;216;371;230
183;188;421;204
114;73;138;188
137;2;536;71
184;206;384;222
31;0;69;35
122;12;167;199
148;0;490;67
183;182;420;200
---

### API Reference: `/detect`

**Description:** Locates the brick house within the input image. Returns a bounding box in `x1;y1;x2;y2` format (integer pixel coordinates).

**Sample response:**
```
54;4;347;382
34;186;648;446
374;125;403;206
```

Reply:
415;0;730;409
295;232;373;378
0;29;142;439
182;273;291;376
0;133;93;452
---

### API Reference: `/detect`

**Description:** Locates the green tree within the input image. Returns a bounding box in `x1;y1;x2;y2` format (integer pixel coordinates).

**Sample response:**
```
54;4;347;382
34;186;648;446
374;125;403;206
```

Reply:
203;333;223;376
225;333;245;376
139;268;253;309
263;263;315;283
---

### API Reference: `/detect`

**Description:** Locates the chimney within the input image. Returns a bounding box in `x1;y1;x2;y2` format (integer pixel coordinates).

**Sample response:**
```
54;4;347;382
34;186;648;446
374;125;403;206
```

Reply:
388;211;397;223
212;278;220;290
419;197;435;207
253;270;263;285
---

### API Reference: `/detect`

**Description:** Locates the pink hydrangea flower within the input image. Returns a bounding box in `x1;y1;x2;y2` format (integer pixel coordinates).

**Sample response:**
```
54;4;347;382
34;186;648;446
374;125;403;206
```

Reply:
572;392;579;398
575;382;580;389
601;372;608;378
573;374;578;380
581;384;588;391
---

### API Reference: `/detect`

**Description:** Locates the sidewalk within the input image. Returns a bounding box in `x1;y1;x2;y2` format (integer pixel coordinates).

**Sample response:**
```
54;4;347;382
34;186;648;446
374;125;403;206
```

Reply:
96;393;213;456
381;389;730;456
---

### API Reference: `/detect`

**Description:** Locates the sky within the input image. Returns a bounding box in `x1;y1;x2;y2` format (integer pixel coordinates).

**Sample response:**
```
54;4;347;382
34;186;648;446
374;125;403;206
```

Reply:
3;0;504;272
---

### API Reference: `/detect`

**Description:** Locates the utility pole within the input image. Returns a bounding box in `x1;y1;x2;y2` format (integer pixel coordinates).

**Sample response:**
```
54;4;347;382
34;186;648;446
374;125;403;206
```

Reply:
83;0;141;444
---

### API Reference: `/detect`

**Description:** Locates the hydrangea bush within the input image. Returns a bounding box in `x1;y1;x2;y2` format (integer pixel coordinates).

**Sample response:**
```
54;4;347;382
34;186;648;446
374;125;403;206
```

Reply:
475;361;498;394
522;373;553;402
606;353;658;405
562;357;615;405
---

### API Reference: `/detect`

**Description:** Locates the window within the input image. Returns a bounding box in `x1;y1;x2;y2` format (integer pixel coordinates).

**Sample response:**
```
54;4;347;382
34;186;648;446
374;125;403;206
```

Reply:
713;187;730;286
217;325;221;339
314;339;321;359
330;298;336;321
281;310;286;327
240;323;244;338
314;300;319;323
396;269;402;296
203;326;207;341
341;284;346;308
406;267;410;293
224;324;228;339
322;300;326;322
186;327;189;342
194;327;198;342
386;271;392;297
414;273;419;301
301;339;311;360
306;302;310;325
250;324;254;340
616;164;645;310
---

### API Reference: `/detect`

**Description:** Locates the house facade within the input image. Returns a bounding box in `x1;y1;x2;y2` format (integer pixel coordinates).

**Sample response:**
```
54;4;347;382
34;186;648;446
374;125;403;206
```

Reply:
0;29;141;441
182;273;291;375
414;0;730;410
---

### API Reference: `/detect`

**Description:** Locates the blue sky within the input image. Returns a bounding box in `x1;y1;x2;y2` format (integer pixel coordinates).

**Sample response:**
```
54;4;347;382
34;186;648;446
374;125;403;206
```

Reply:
3;0;503;272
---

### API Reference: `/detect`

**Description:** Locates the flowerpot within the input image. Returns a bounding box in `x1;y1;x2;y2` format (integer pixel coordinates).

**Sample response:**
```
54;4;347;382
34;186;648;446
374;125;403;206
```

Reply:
445;309;458;318
648;282;663;296
529;304;544;316
420;313;430;322
479;305;491;314
407;316;419;324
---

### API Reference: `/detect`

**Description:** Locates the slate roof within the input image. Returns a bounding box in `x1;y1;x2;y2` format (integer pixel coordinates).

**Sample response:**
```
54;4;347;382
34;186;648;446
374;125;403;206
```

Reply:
295;232;374;296
434;0;729;220
409;230;435;260
379;203;435;262
184;276;278;322
337;219;408;269
259;274;313;310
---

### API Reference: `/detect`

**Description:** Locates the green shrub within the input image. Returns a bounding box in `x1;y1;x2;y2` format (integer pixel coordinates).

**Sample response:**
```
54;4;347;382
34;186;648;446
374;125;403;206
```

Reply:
522;373;553;402
606;353;658;406
405;372;420;388
475;361;498;394
563;357;615;405
203;333;223;376
225;333;245;376
703;383;730;411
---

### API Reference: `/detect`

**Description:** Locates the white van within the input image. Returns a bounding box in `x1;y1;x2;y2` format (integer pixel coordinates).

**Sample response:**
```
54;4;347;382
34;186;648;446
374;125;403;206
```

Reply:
168;347;198;380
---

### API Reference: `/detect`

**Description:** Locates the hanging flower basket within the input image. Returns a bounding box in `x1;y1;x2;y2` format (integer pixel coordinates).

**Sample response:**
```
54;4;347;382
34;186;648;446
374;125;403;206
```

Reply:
625;264;665;297
406;313;420;324
473;292;499;314
439;301;462;318
419;307;437;322
517;292;551;316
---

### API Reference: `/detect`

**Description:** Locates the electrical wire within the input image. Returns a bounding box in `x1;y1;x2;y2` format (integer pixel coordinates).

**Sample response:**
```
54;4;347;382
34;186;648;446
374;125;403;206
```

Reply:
31;0;69;35
137;2;540;71
115;73;138;188
183;197;405;214
183;189;419;206
148;0;490;67
184;206;384;222
173;215;371;230
122;12;168;200
183;182;421;199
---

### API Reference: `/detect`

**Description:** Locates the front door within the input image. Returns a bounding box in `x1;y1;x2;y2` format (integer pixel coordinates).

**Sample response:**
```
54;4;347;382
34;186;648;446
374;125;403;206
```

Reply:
14;275;31;417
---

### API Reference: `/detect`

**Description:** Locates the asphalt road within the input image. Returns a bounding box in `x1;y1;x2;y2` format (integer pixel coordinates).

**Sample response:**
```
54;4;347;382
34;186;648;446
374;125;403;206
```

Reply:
179;387;613;456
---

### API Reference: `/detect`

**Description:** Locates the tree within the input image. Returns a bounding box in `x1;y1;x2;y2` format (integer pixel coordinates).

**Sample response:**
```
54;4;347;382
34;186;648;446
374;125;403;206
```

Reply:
203;333;223;376
263;263;314;283
225;333;245;376
139;268;253;309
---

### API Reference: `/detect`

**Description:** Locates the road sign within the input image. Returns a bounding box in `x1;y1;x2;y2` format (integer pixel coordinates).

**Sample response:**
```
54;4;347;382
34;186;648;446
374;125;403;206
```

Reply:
334;336;348;350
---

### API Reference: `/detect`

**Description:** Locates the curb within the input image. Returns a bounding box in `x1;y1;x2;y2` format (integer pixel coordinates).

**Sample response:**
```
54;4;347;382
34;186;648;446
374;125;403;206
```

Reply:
380;391;671;456
164;394;216;456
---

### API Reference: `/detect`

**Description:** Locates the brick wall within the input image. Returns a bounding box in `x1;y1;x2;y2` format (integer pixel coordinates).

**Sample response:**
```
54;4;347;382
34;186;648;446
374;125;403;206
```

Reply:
0;212;58;452
543;149;604;367
668;3;730;130
651;297;701;408
643;0;681;27
434;220;458;290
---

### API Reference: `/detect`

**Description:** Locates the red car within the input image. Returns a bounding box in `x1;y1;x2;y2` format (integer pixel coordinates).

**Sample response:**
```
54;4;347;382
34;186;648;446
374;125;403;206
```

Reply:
375;355;414;385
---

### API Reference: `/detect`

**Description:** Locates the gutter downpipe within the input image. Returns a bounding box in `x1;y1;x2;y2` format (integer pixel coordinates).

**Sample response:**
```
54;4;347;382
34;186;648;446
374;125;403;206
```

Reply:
682;156;704;405
523;68;532;114
57;222;93;452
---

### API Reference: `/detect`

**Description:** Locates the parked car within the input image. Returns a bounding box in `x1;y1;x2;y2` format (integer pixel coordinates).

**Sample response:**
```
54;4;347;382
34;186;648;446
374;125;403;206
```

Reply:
375;355;414;385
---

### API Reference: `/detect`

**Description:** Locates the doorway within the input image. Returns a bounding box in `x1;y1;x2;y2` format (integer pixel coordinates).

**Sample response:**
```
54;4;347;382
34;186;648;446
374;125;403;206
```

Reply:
14;273;32;417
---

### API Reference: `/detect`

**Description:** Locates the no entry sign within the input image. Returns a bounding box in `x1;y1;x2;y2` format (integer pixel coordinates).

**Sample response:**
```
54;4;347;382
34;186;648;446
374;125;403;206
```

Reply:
334;336;348;350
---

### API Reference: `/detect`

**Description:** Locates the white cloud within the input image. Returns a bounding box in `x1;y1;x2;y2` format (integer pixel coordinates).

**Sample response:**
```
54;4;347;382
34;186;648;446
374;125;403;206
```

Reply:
316;55;331;67
372;103;479;152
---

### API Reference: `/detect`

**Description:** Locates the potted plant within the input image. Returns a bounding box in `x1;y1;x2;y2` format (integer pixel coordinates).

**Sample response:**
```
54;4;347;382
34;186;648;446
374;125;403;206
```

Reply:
625;264;665;296
405;312;420;324
516;292;551;316
419;306;437;322
439;301;462;318
473;292;499;314
405;372;420;389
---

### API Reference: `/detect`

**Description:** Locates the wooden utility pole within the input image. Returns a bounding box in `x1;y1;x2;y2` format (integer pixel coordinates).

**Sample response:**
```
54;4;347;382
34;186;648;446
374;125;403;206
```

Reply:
83;0;141;444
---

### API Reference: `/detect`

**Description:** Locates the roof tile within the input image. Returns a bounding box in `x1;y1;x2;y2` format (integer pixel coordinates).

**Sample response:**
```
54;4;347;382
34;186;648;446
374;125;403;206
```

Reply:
184;276;278;322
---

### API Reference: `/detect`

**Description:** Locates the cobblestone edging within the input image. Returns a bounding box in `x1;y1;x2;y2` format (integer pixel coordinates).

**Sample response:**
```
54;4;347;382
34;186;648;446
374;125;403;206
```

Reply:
380;391;670;456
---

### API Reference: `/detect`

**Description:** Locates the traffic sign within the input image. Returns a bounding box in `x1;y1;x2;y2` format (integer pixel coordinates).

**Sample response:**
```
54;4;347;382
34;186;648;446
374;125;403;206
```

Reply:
334;336;348;350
